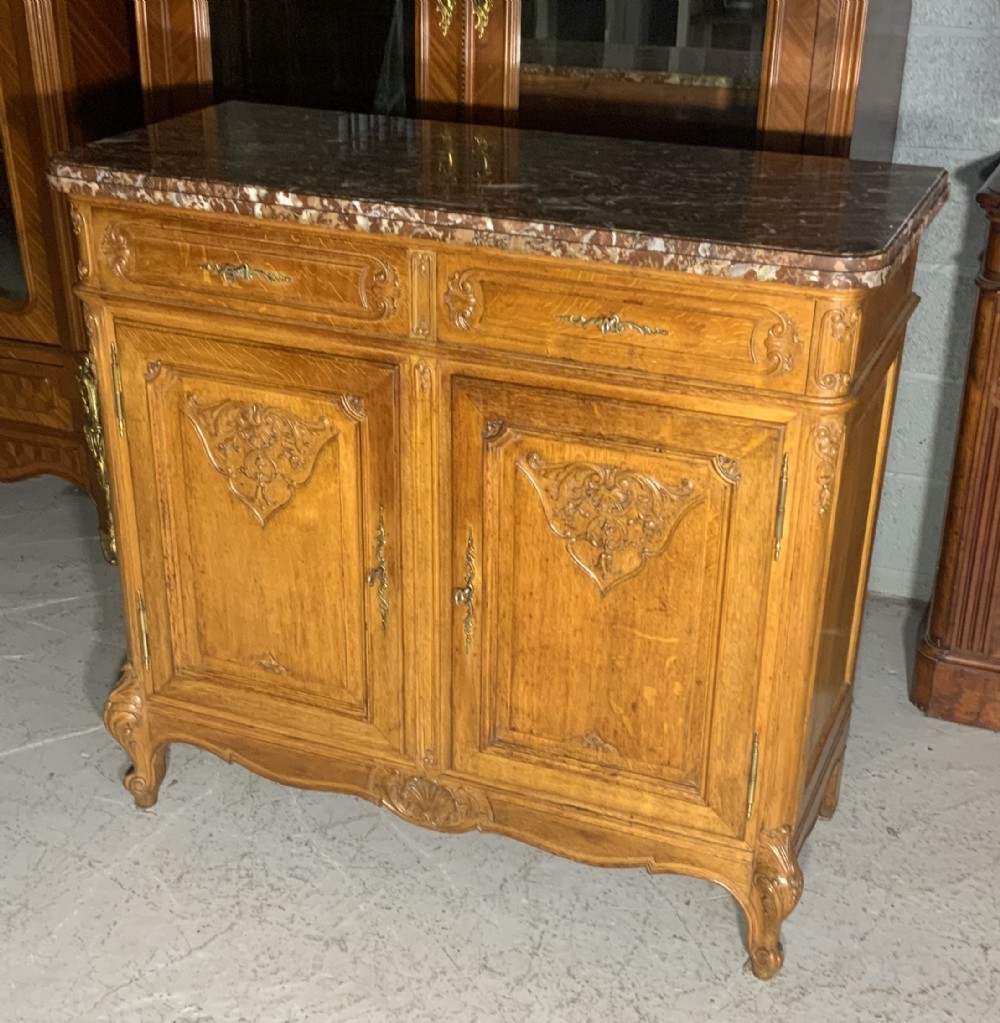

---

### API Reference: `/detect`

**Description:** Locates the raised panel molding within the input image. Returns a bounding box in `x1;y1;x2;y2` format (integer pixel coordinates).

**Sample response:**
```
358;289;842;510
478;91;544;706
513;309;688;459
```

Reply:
517;452;700;593
183;396;336;525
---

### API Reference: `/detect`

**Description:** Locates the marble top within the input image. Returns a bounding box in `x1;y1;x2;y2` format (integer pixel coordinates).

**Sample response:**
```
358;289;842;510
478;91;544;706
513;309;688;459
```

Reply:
49;102;948;289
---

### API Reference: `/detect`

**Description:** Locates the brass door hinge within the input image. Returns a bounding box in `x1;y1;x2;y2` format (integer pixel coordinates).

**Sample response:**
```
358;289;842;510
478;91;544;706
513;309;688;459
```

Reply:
746;731;760;820
110;343;125;436
136;592;150;670
773;454;789;560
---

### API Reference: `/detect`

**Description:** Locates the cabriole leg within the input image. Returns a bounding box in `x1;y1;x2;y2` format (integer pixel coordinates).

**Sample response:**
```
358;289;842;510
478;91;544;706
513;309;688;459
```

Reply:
745;824;804;979
103;663;166;808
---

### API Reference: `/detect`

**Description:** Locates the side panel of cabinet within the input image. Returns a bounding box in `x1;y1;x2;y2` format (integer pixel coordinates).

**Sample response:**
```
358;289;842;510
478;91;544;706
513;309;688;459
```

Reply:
114;317;406;756
448;374;785;838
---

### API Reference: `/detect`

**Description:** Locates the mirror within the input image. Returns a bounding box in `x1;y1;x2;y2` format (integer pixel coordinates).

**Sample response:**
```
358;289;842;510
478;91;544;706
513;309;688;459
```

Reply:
0;135;28;304
519;0;768;146
208;0;416;116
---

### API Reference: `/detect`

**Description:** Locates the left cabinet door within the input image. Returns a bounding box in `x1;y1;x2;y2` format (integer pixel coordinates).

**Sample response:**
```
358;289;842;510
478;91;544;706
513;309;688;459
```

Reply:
114;318;405;757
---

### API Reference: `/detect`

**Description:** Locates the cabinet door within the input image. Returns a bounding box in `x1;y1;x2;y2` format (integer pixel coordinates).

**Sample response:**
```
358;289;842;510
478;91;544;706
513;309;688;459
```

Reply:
449;375;783;838
116;319;404;756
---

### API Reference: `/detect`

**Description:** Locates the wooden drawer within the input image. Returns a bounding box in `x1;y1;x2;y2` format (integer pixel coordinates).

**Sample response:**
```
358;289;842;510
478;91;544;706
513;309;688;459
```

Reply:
88;208;410;336
0;346;75;432
437;252;817;392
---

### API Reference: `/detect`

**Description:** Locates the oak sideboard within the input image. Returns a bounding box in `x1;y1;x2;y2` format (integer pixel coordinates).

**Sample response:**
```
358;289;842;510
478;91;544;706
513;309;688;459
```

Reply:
50;103;945;977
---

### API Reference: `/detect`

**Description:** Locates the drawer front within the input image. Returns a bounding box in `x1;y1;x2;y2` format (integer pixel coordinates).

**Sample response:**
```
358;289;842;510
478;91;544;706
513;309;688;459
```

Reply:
0;350;75;431
90;209;410;335
438;254;816;392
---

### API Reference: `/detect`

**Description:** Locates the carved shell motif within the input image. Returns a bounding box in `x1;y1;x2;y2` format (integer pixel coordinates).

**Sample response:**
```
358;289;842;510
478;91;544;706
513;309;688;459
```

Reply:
518;452;699;593
184;396;336;525
370;768;492;832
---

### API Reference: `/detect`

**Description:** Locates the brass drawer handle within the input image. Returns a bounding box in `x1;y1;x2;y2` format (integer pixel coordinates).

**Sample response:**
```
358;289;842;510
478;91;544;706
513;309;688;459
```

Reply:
366;506;389;632
453;528;476;651
560;313;669;337
197;261;291;285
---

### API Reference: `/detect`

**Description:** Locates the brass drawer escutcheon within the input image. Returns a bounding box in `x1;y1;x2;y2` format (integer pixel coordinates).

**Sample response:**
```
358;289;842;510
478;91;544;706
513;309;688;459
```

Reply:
560;313;669;337
197;261;291;285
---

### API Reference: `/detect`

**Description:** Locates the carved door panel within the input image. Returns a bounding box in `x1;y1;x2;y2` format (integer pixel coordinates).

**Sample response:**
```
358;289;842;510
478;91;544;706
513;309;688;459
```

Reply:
449;375;784;838
115;319;404;756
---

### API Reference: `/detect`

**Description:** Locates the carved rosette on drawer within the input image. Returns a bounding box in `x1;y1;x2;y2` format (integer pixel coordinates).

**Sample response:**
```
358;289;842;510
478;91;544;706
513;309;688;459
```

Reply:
517;452;700;593
369;767;492;832
183;396;336;525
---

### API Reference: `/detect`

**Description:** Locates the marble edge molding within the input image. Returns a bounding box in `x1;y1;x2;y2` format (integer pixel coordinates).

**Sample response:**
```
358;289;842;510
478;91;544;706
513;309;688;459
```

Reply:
48;162;950;291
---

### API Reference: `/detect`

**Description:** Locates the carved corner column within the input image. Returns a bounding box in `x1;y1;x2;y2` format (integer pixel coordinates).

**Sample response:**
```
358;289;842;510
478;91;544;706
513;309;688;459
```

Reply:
104;663;166;808
912;176;1000;731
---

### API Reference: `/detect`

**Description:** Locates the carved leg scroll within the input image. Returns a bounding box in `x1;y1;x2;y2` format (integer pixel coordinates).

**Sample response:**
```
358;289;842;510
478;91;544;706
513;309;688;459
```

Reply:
745;825;804;979
818;755;844;820
103;663;166;808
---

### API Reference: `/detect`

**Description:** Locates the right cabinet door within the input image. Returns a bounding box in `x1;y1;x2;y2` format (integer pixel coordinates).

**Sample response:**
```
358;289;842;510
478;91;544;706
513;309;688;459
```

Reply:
449;374;785;838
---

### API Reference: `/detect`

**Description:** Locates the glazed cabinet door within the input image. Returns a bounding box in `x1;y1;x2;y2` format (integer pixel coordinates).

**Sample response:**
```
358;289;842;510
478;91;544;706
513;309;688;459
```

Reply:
113;318;405;756
449;375;784;838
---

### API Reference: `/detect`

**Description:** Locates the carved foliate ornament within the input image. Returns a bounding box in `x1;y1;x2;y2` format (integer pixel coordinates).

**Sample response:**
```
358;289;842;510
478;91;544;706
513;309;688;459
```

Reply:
101;224;131;277
815;306;862;393
370;767;492;832
103;664;161;807
70;206;89;281
750;825;804;979
445;271;479;330
761;315;802;374
812;422;845;516
712;455;742;486
518;452;698;593
184;396;335;525
359;261;401;316
78;356;117;562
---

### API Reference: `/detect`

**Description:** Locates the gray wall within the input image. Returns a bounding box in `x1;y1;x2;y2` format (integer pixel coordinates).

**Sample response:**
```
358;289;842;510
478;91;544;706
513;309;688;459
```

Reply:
867;0;1000;599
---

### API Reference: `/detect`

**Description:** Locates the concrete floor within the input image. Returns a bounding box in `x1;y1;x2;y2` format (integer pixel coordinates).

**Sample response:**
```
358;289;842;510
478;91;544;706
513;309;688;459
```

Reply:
1;476;998;1023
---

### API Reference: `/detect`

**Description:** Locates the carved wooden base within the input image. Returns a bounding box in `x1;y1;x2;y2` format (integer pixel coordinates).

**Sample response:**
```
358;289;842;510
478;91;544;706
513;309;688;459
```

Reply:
103;664;166;808
745;825;804;979
99;684;811;976
912;636;1000;732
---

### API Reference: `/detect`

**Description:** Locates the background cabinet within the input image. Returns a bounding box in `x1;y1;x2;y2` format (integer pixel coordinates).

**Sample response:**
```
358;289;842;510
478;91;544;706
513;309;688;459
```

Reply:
0;0;141;527
912;169;1000;731
133;0;873;155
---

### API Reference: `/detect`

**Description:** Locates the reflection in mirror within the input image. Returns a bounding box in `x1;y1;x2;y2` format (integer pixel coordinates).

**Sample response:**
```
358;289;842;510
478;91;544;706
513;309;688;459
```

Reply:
520;0;768;146
209;0;415;116
0;135;28;304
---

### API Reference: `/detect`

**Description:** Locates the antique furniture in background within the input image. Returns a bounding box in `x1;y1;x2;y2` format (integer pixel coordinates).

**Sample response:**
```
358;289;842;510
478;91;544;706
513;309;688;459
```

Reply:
133;0;871;155
912;167;1000;732
0;0;141;544
51;103;944;977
